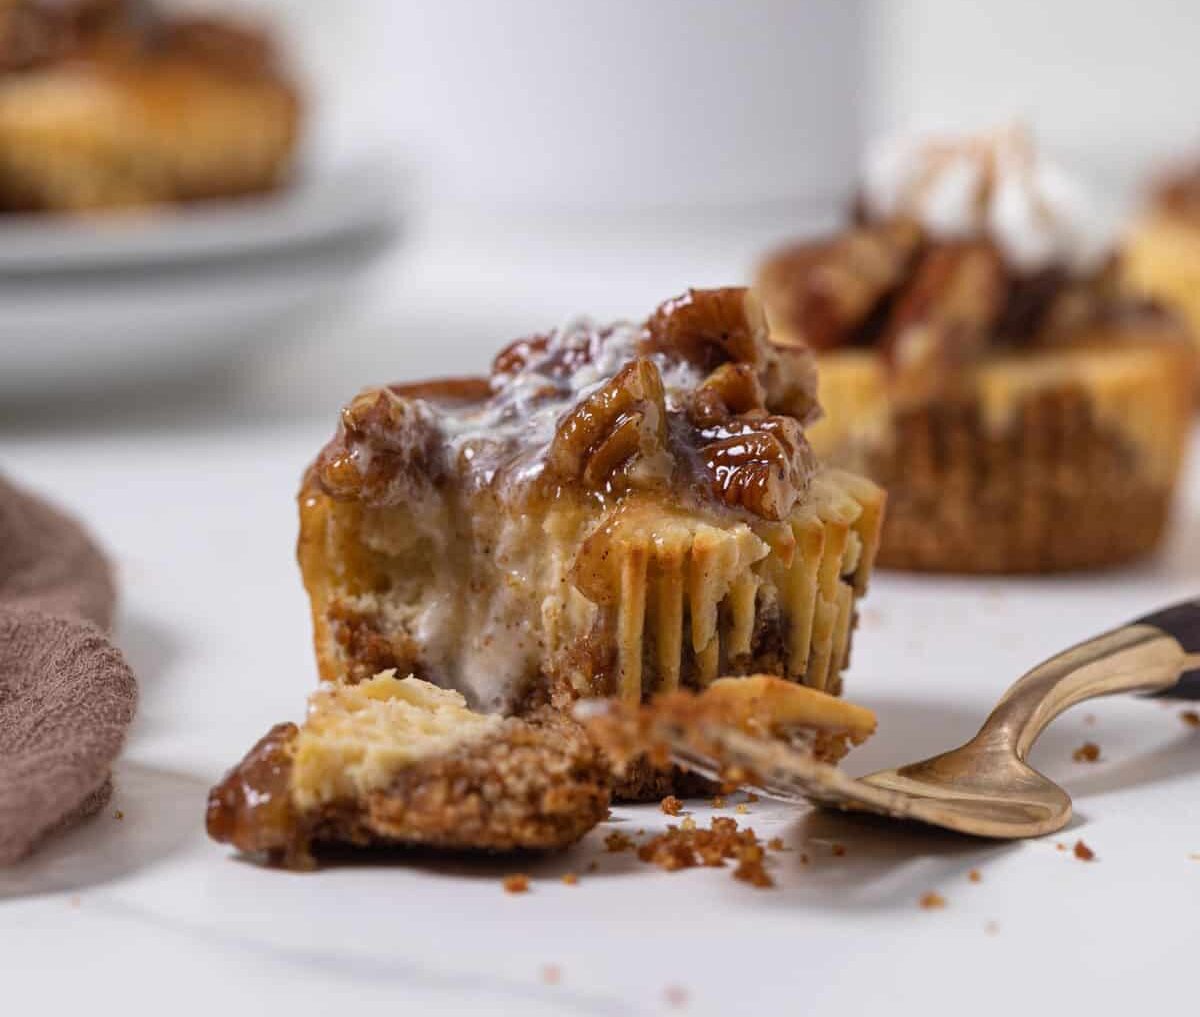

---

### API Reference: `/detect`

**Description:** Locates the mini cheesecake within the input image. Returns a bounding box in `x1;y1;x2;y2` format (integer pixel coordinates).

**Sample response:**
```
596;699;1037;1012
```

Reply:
0;0;300;212
296;287;884;798
759;128;1194;574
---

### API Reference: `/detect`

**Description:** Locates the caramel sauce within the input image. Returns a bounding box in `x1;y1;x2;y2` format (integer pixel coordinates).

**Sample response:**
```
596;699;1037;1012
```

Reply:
206;722;300;857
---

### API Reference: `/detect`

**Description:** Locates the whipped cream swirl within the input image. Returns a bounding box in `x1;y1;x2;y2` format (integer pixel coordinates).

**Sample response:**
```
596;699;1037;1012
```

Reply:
862;126;1106;275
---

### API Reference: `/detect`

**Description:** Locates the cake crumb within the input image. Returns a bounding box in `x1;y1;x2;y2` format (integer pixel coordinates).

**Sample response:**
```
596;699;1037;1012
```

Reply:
709;796;726;809
541;964;561;985
968;869;982;883
1073;839;1096;862
799;852;810;865
586;860;599;873
735;804;749;815
919;891;946;910
1083;713;1097;726
1055;842;1067;852
68;895;81;909
1072;741;1101;763
664;984;689;1008
503;874;530;894
636;816;773;887
1181;710;1200;729
767;837;785;852
605;831;635;853
746;792;760;803
831;843;846;857
680;816;697;832
984;920;1000;936
113;810;124;820
561;872;579;886
660;795;684;816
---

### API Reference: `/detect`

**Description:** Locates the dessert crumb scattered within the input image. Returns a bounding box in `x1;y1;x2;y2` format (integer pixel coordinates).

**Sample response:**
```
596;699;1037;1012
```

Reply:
1073;839;1096;862
767;837;786;852
660;795;684;817
541;964;561;985
605;831;635;853
919;891;946;910
68;896;81;909
1072;741;1101;763
503;874;530;894
968;869;982;883
1083;713;1097;726
746;792;760;803
664;984;690;1008
561;872;579;886
113;810;124;820
636;816;774;887
709;796;726;809
586;860;599;873
831;843;846;857
984;920;1000;936
799;852;810;865
1181;710;1200;729
1055;842;1067;852
735;804;749;815
680;816;697;832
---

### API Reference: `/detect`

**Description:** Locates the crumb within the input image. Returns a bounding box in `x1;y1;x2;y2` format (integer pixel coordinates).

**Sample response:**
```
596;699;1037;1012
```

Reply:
604;831;635;853
1084;713;1096;726
767;837;785;852
680;816;697;832
660;795;684;817
113;810;124;820
1073;840;1096;862
968;869;982;883
68;896;80;909
709;796;726;809
733;843;775;888
541;964;561;985
1181;710;1200;729
664;985;689;1008
799;852;810;865
586;860;599;873
1072;741;1101;763
735;804;749;815
503;874;530;894
636;816;774;887
561;872;579;886
831;843;846;857
1055;842;1067;852
746;793;760;803
637;828;646;836
919;891;946;910
984;920;1000;935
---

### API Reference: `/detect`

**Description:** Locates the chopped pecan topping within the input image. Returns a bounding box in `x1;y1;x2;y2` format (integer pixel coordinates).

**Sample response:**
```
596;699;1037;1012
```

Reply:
642;287;765;370
758;219;922;350
881;241;1006;403
687;363;767;427
699;412;813;519
546;358;671;493
316;387;446;503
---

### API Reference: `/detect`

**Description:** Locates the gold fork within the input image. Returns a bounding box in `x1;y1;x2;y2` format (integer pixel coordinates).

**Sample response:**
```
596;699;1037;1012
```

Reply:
667;600;1200;838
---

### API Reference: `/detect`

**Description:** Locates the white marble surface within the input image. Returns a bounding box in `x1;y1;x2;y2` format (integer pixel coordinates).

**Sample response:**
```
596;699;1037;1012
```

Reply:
2;405;1198;1015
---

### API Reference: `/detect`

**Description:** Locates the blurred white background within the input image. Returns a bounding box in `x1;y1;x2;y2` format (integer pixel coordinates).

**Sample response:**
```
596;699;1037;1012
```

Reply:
8;0;1200;424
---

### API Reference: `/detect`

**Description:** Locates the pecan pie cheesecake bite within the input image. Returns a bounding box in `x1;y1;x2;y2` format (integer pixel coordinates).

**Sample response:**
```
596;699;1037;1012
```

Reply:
207;672;612;868
758;128;1194;574
298;287;884;800
0;0;300;212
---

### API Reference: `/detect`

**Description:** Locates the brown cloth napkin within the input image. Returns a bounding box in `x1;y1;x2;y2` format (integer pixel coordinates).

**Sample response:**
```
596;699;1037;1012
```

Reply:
0;475;136;865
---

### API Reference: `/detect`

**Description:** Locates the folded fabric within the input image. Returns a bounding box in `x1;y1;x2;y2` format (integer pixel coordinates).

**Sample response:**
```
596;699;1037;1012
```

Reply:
0;475;136;865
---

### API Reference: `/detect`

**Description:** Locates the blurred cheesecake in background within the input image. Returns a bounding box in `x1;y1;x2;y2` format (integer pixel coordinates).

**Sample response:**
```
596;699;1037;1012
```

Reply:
758;127;1195;574
1124;160;1200;371
0;0;301;212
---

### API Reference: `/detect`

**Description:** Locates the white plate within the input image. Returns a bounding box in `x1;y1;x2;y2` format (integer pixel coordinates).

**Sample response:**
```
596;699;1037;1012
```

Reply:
0;159;403;274
0;161;401;399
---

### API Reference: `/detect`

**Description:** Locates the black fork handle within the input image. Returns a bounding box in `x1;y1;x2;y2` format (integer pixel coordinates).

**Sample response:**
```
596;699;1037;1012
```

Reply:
1136;600;1200;700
